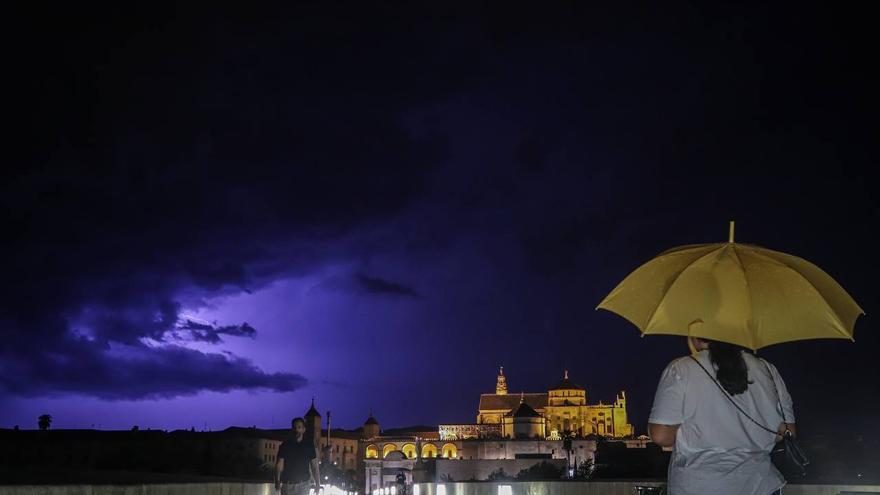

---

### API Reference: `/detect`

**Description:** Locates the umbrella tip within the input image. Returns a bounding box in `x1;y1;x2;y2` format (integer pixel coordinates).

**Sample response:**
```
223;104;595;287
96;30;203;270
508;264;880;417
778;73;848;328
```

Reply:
729;220;735;243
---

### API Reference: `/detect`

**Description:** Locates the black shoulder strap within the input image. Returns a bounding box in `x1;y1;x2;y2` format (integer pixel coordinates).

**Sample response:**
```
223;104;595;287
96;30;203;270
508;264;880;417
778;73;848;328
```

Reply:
759;357;793;431
689;355;778;435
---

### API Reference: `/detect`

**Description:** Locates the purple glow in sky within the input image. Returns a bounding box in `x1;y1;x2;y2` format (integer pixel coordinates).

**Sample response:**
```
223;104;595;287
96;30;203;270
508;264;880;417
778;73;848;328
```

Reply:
2;3;878;440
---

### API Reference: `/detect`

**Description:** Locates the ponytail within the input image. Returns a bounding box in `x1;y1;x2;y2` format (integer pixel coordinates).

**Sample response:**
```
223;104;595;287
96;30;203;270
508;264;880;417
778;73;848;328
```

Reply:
707;340;750;395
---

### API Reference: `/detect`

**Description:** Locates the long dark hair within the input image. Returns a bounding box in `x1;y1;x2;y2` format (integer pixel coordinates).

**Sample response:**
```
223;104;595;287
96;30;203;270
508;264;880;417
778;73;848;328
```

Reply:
707;340;751;395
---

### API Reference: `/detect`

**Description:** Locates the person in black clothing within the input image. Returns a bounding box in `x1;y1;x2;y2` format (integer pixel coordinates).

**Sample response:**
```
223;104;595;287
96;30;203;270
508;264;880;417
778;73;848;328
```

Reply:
275;417;321;495
395;469;407;494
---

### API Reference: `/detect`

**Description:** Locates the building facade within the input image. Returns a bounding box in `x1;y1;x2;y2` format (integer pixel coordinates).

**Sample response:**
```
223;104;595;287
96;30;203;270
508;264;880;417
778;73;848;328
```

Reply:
359;367;634;491
303;401;361;473
474;368;634;439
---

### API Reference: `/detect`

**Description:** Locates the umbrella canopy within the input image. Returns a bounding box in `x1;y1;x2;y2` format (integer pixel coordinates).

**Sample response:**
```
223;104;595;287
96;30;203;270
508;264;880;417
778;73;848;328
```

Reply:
597;223;864;350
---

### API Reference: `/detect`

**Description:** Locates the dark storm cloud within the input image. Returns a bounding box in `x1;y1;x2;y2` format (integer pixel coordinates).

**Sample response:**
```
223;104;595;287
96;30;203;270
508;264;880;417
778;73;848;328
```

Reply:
313;272;420;298
176;320;257;344
2;3;456;399
0;330;305;400
356;274;420;298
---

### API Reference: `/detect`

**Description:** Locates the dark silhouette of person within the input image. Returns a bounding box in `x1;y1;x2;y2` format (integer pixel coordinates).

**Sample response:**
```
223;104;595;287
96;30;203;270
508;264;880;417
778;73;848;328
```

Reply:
275;417;321;495
396;469;407;494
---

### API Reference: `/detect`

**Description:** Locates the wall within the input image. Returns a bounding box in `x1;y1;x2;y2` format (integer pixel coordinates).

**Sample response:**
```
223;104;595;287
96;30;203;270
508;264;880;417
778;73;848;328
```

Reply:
435;459;566;482
1;482;878;495
417;481;662;495
458;440;595;461
412;482;880;495
0;484;270;495
321;436;359;472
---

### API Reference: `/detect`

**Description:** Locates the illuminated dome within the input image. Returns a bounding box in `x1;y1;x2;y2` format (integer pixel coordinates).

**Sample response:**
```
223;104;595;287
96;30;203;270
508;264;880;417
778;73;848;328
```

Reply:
550;370;584;391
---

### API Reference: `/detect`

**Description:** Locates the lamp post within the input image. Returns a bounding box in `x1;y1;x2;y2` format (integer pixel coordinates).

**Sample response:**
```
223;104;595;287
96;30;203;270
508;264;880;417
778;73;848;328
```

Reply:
326;410;332;450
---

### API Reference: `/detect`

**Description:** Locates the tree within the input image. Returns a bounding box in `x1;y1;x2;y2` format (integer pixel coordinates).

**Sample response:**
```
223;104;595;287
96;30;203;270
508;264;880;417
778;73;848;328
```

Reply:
38;414;52;431
574;458;595;480
487;468;513;481
516;461;563;480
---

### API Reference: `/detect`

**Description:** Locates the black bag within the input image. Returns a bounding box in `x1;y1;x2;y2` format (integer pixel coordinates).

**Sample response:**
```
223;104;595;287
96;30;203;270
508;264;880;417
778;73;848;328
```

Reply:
772;429;810;477
690;356;809;477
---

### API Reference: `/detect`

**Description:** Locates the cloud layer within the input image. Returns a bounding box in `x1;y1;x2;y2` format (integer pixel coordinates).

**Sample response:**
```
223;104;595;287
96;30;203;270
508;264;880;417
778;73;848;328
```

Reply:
2;3;451;400
2;3;877;432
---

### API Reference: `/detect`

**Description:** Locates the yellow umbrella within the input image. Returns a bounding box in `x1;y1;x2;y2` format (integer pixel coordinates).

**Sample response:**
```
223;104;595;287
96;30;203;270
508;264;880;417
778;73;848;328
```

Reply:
597;222;864;350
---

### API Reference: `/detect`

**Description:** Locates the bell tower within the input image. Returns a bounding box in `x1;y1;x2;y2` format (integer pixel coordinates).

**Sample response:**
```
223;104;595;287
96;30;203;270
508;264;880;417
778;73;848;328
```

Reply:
304;397;321;448
363;410;380;439
496;366;508;395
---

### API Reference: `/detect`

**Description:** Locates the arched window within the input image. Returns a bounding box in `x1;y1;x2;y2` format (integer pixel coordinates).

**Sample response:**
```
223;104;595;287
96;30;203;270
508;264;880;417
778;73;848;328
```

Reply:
421;443;438;458
383;443;398;458
364;445;379;459
441;443;457;458
401;443;417;459
365;445;379;459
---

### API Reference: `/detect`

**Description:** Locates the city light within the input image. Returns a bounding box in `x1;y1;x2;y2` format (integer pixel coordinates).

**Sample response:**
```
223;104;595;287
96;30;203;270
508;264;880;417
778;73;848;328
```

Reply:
498;486;513;495
306;485;351;495
436;485;447;495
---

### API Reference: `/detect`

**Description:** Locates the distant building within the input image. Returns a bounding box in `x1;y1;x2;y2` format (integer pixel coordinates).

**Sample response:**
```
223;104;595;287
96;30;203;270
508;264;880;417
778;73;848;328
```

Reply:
359;367;636;492
303;399;360;473
364;450;414;490
359;413;451;493
214;427;282;470
0;428;217;477
0;368;638;491
360;407;596;492
472;368;634;439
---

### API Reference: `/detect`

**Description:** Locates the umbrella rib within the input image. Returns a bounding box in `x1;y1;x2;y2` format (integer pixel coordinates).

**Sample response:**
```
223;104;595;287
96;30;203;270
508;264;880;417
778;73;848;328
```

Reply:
748;247;853;340
729;245;757;350
642;245;723;333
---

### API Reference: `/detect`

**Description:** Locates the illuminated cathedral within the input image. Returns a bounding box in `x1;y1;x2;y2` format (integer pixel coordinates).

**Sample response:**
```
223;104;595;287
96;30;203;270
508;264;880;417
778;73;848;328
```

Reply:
441;367;633;440
359;367;635;491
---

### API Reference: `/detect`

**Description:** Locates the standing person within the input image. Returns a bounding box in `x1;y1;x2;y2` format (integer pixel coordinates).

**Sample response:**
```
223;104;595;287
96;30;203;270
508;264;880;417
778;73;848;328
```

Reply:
396;469;407;494
275;417;321;495
648;337;796;495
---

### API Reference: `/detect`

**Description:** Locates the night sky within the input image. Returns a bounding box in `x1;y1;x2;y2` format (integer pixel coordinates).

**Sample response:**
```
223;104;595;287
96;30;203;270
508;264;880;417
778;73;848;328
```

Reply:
3;3;877;438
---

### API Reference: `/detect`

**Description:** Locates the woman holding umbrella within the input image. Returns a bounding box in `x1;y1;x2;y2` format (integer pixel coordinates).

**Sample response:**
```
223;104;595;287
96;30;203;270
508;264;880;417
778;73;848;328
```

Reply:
598;223;863;495
647;336;794;495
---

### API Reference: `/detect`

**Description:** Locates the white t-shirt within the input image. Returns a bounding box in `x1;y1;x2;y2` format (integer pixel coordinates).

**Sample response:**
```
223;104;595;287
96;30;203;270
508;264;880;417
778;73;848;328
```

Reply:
649;350;795;495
